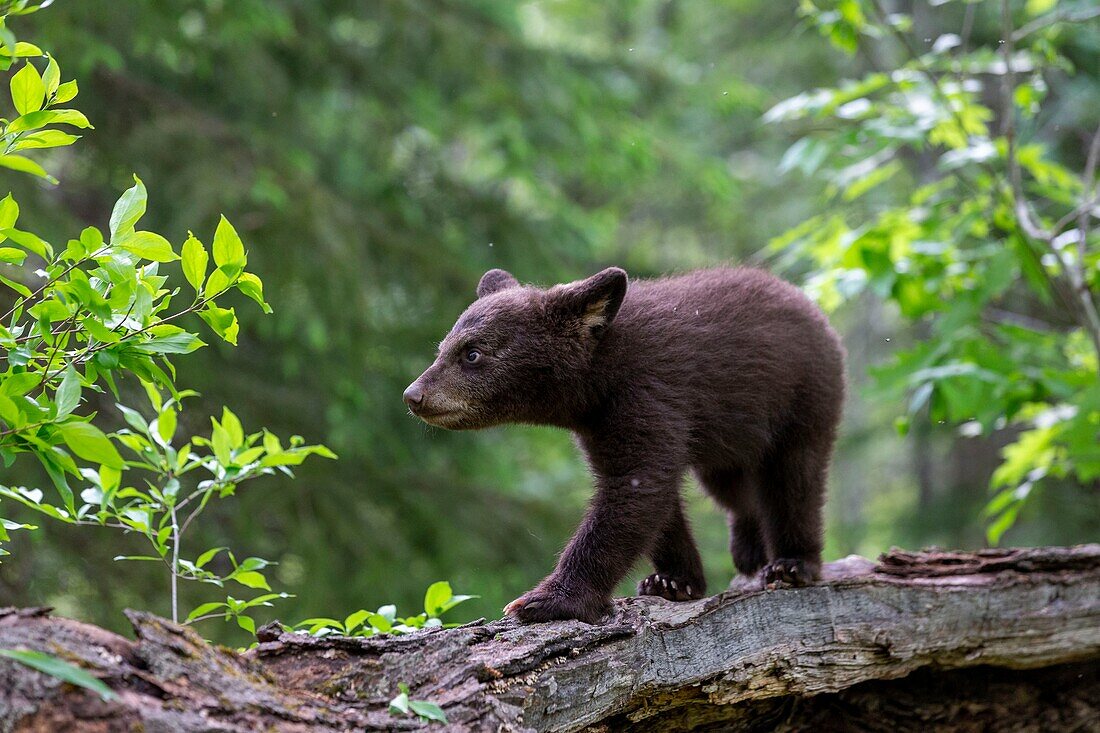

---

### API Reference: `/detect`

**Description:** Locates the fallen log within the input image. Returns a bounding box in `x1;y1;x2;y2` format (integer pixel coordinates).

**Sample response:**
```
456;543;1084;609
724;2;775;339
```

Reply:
1;545;1098;732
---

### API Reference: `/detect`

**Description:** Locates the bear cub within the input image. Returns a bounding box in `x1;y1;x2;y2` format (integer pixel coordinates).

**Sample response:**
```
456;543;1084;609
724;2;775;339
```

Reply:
404;267;845;623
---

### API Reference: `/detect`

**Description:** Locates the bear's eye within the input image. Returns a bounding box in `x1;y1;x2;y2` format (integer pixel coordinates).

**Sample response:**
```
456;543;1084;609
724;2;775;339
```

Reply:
465;349;482;364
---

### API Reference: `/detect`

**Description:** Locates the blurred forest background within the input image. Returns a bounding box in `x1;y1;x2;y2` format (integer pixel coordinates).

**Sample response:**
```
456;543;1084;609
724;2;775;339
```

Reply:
0;0;1097;639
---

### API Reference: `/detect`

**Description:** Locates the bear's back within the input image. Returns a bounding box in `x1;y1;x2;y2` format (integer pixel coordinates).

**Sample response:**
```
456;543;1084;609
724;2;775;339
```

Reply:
590;267;845;462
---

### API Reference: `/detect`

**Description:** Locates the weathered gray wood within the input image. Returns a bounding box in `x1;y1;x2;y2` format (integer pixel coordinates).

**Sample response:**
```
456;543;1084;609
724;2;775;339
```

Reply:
1;545;1098;732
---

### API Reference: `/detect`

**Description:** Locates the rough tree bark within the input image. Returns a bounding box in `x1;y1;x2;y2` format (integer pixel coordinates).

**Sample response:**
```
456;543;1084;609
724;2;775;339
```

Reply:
1;546;1098;732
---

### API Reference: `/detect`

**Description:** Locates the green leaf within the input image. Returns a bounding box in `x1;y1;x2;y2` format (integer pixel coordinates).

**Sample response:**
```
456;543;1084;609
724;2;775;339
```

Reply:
0;227;50;258
0;274;31;297
154;406;176;445
424;581;453;616
195;547;226;568
986;503;1020;546
409;699;448;724
232;571;271;590
221;407;244;446
344;609;371;632
10;61;44;115
0;193;18;229
210;418;232;465
239;592;290;609
0;394;19;425
116;231;178;262
438;594;477;615
42;55;59;96
0;649;116;701
366;613;392;632
109;175;147;241
389;690;410;716
185;602;227;623
57;421;125;469
79;226;103;251
55;366;81;418
296;617;343;632
6;108;92;134
235;614;256;635
202;265;236;299
236;272;272;313
114;406;149;437
6;42;43;58
0;372;40;397
199;305;239;345
0;246;25;264
212;215;246;269
9;129;80;151
53;79;77;104
0;154;56;183
138;326;205;354
181;234;208;293
28;297;71;323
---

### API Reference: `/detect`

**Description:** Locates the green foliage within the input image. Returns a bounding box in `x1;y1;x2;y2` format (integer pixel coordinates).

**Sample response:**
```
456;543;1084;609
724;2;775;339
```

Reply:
293;581;477;638
770;0;1100;543
0;2;333;632
389;682;448;725
0;648;117;701
0;46;88;184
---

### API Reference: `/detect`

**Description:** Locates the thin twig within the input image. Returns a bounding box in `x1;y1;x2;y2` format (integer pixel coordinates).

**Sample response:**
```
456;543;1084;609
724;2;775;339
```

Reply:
170;501;180;624
1077;125;1100;273
983;307;1060;333
997;2;1051;243
1074;123;1100;353
41;285;231;385
36;313;78;394
1012;6;1100;43
999;0;1100;361
0;419;46;438
0;245;110;324
178;501;206;536
959;2;977;53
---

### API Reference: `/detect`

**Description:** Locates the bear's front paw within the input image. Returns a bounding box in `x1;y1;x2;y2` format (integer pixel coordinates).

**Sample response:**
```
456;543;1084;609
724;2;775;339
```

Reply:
637;573;705;602
762;558;820;588
503;583;610;624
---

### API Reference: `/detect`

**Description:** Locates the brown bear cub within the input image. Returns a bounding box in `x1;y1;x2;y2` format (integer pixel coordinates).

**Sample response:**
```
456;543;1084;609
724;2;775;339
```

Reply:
404;267;845;623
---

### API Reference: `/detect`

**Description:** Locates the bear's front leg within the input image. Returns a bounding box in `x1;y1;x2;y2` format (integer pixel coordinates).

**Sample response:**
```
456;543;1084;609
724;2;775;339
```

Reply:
505;460;683;623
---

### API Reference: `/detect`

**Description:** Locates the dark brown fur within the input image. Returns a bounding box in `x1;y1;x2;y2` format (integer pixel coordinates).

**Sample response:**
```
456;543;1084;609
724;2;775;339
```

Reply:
404;267;845;623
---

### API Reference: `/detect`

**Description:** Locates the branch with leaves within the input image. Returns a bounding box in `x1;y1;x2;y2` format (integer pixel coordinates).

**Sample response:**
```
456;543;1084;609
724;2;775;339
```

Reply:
768;0;1100;542
0;1;335;633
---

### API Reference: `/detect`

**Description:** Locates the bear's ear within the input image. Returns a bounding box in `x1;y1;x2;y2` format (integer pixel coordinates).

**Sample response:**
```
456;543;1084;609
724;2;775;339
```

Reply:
477;269;520;298
547;267;628;338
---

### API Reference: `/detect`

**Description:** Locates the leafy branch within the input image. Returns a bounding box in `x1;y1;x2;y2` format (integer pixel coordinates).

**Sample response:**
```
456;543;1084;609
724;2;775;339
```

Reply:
0;4;335;635
770;0;1100;543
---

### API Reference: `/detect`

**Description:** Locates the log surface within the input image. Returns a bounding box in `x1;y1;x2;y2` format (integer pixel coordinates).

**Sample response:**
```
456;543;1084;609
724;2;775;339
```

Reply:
1;545;1098;732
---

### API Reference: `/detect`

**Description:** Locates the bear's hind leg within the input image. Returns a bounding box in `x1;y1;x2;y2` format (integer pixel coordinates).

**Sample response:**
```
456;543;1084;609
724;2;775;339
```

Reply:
757;440;827;586
729;512;768;576
696;467;769;580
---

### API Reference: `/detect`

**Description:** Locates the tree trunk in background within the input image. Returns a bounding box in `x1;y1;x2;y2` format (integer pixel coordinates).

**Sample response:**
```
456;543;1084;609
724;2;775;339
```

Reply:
2;546;1098;732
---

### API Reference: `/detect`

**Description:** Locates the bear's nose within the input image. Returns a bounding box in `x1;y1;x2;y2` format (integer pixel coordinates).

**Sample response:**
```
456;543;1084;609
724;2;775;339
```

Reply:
403;382;425;408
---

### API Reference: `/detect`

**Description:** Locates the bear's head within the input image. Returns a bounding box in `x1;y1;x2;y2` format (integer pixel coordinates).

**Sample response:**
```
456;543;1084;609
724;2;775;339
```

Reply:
403;267;627;429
